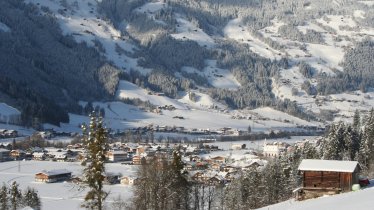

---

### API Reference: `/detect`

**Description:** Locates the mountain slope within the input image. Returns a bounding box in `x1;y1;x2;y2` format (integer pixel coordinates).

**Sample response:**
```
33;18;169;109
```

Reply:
2;0;374;131
0;0;120;125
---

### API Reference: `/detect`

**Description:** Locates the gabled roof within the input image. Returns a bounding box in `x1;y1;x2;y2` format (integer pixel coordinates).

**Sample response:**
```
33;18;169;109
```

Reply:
36;169;71;176
298;159;359;173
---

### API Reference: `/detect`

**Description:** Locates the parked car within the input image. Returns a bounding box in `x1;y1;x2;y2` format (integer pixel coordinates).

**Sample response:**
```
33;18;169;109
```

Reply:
359;176;370;187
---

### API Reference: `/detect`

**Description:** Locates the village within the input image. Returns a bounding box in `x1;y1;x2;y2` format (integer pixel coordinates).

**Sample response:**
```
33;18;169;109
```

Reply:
0;132;310;186
0;125;372;210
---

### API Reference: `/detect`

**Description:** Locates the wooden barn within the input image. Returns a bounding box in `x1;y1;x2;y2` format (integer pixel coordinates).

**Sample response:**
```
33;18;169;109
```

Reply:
35;169;72;183
296;159;360;200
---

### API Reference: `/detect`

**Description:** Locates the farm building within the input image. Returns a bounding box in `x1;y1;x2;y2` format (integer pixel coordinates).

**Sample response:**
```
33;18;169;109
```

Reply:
10;150;26;160
106;150;128;162
32;152;46;161
120;176;137;185
296;159;360;200
0;148;10;161
35;169;72;183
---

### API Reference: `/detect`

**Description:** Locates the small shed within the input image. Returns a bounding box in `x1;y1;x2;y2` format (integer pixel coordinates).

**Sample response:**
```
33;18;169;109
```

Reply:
297;159;360;200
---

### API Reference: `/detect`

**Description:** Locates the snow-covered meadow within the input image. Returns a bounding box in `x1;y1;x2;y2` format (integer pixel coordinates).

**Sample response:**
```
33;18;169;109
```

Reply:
0;161;136;210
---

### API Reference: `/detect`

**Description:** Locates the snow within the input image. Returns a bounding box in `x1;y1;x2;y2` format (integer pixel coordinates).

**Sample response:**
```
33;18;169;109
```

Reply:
306;43;345;70
116;80;187;109
181;60;241;90
135;1;166;15
0;103;21;116
37;169;72;176
317;15;356;35
258;185;374;210
178;91;226;110
298;159;359;173
251;107;316;126
354;10;366;19
171;15;215;48
358;1;374;6
0;161;137;210
224;18;282;60
56;100;318;134
208;136;318;151
26;0;152;74
0;22;10;32
203;60;241;90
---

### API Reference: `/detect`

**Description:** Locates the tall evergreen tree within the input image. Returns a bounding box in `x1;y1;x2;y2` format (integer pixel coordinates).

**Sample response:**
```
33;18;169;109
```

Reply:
22;187;41;210
0;184;8;210
323;124;341;160
9;182;22;210
358;110;374;174
81;112;109;210
353;109;361;131
170;151;190;210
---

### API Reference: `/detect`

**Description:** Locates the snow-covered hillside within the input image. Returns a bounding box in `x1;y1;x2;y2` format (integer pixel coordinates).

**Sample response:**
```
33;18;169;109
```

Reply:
258;184;374;210
0;103;21;124
0;21;10;32
17;0;374;133
0;103;20;117
25;0;152;74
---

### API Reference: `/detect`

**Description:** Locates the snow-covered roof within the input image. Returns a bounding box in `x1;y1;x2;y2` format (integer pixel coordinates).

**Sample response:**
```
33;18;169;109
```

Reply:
298;159;359;173
37;169;71;176
108;150;127;155
32;152;45;157
0;148;9;153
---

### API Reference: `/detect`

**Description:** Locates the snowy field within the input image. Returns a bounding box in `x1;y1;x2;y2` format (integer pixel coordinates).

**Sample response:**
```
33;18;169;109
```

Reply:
207;136;318;151
180;60;241;90
0;161;137;210
224;18;282;60
171;14;215;48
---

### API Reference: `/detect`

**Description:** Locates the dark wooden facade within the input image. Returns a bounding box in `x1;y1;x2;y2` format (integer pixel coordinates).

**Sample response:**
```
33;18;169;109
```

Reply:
35;170;72;183
302;170;358;192
298;163;360;200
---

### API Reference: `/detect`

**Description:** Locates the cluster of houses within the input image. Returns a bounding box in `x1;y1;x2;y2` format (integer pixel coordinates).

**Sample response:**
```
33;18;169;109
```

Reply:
0;129;18;139
185;155;265;186
1;135;370;201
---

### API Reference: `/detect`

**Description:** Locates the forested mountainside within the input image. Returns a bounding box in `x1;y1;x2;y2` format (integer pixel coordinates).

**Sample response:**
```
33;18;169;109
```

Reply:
1;0;374;128
0;0;120;126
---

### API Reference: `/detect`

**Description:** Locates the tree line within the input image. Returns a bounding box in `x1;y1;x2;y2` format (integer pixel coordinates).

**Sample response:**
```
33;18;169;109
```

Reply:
0;181;41;210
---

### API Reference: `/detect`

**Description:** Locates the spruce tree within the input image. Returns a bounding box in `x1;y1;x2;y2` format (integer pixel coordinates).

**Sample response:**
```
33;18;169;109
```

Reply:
81;112;109;210
9;182;22;210
359;112;374;174
353;109;361;131
22;187;41;210
170;151;190;210
0;184;8;210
